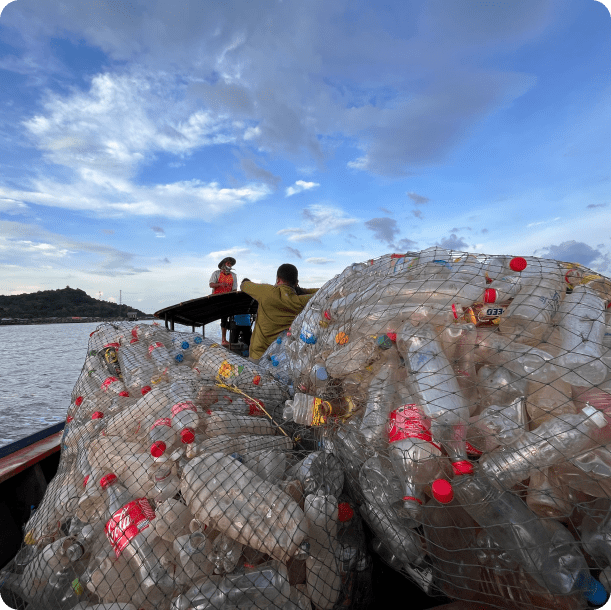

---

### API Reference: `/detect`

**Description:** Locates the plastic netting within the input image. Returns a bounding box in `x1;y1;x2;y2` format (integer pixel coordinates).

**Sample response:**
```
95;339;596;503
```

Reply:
3;247;611;610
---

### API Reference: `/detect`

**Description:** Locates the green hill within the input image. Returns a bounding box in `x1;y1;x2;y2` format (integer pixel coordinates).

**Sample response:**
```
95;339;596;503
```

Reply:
0;287;148;319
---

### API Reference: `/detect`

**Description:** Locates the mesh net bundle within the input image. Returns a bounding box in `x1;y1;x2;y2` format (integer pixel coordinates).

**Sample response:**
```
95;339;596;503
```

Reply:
3;246;611;610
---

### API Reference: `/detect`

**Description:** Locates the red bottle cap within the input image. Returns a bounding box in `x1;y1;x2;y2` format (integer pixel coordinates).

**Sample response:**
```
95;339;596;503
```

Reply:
100;473;117;489
150;441;167;457
324;310;332;320
509;257;527;272
66;415;73;423
75;396;83;407
141;386;152;395
386;332;397;342
338;502;354;522
432;479;454;503
484;288;497;303
91;411;104;419
180;428;195;444
83;475;89;487
119;391;130;397
452;460;474;475
252;375;261;386
130;338;139;343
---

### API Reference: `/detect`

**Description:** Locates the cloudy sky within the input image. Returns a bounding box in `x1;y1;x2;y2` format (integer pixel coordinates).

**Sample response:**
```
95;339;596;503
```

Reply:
0;0;610;314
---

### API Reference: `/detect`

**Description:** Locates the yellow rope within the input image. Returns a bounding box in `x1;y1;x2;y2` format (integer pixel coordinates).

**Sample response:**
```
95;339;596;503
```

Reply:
213;380;290;438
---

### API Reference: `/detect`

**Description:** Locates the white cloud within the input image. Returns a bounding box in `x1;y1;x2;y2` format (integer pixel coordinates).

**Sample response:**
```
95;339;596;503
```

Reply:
3;0;550;178
0;220;148;276
0;179;271;220
306;257;334;264
285;180;320;197
207;247;250;260
277;204;358;243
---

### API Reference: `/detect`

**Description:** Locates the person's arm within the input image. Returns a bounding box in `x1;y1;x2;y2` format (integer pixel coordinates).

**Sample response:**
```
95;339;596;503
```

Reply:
209;270;222;290
231;272;238;292
242;280;272;301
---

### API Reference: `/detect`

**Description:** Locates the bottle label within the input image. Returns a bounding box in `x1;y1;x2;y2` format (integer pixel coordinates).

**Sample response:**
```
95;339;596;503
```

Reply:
311;398;332;426
246;397;264;416
171;401;197;416
151;417;172;429
105;498;156;558
388;405;441;449
217;359;244;380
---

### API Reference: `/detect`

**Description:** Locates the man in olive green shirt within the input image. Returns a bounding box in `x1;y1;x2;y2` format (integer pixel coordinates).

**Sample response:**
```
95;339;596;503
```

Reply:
241;264;318;362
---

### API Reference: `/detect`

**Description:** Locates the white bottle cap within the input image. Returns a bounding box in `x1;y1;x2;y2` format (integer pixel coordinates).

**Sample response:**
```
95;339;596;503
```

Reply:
582;405;607;428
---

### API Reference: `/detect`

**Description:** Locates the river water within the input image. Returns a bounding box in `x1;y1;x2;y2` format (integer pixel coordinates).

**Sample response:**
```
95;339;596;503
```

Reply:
0;321;221;447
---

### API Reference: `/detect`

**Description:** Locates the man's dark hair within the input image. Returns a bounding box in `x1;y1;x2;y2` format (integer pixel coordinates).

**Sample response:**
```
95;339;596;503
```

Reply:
276;263;299;286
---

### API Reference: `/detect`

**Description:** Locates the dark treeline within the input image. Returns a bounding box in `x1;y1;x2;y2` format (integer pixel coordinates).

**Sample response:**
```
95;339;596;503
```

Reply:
0;287;149;319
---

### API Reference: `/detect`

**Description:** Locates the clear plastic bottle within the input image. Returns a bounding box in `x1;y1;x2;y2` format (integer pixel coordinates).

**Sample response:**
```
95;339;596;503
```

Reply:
578;497;611;567
148;417;177;460
526;467;573;520
286;451;345;498
148;341;175;369
103;386;171;437
444;472;607;603
526;377;577;428
359;351;401;446
100;473;174;599
466;396;528;454
480;406;608;489
481;273;523;304
203;410;275;437
172;560;291;610
421;479;483;603
181;452;306;563
498;266;565;344
476;365;527;412
170;400;199;444
172;530;215;582
556;285;607;386
397;321;472;475
474;328;558;383
387;403;443;520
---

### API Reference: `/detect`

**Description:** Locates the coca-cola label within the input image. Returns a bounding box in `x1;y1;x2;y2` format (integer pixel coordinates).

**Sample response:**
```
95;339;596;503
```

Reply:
388;405;438;447
105;498;155;558
171;402;197;416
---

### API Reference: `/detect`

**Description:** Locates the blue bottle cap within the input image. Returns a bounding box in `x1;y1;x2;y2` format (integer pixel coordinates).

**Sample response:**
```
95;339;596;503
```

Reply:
229;452;244;463
174;354;184;363
181;341;189;350
276;336;282;344
194;336;203;344
315;366;328;380
576;572;608;606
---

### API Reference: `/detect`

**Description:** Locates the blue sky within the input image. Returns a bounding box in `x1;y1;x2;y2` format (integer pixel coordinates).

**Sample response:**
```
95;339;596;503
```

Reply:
0;0;610;314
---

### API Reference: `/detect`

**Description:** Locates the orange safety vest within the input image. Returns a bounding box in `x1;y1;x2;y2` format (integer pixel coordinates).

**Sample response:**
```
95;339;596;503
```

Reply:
213;271;234;295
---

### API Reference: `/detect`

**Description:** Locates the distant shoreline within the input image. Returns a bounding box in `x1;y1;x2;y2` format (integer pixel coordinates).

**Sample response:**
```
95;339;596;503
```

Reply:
0;316;156;326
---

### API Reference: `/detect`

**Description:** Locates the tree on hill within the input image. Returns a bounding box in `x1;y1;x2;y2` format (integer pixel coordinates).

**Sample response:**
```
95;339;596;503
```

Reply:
0;288;149;318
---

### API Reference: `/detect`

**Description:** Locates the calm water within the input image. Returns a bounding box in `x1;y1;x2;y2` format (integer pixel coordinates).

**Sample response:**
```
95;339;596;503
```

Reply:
0;321;221;447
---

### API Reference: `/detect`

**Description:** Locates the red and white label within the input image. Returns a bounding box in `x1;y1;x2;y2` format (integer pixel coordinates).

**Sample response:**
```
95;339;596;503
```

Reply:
149;342;164;354
101;377;119;391
151;417;172;430
171;402;197;417
246;397;264;416
105;498;155;558
388;405;440;450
